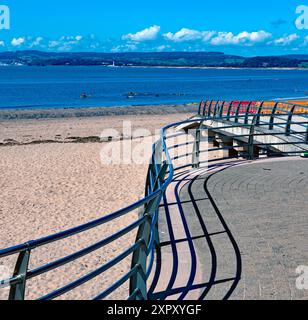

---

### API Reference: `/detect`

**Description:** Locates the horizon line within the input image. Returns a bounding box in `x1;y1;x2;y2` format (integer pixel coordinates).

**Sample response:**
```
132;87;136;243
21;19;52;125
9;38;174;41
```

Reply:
0;49;307;58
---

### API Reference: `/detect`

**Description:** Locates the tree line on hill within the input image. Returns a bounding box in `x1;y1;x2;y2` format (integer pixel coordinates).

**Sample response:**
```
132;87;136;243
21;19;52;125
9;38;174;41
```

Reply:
0;51;307;68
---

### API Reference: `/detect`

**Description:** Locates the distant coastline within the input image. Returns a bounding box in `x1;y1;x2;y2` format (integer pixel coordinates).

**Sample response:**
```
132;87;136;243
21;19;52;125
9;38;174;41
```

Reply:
1;64;308;71
0;50;307;69
123;65;308;71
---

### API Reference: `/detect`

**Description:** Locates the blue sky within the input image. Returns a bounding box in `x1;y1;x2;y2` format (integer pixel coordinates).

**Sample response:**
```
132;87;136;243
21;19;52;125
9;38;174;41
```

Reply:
0;0;307;55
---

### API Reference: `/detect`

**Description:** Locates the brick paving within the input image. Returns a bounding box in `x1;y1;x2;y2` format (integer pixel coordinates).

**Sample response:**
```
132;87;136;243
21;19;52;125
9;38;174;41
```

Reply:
151;158;308;300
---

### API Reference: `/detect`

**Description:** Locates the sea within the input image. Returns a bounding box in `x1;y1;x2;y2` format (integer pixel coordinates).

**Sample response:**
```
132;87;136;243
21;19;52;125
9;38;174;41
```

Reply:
0;66;307;110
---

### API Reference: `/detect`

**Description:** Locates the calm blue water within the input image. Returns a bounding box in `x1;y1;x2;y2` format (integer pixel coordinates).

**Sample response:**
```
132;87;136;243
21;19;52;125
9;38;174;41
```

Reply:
0;66;308;110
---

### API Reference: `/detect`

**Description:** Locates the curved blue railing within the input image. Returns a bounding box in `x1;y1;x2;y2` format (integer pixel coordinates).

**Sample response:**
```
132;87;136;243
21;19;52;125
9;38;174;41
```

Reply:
0;100;307;300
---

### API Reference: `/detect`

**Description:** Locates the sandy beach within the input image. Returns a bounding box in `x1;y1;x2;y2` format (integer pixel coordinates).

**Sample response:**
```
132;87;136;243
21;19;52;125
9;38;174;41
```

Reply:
0;105;194;300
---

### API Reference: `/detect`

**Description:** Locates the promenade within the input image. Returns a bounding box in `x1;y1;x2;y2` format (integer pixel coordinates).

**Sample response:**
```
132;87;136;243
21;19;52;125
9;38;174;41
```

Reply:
150;158;308;300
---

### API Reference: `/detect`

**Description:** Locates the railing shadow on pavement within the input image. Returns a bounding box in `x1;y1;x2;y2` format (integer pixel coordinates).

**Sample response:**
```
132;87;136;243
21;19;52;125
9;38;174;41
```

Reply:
0;99;307;300
148;162;244;301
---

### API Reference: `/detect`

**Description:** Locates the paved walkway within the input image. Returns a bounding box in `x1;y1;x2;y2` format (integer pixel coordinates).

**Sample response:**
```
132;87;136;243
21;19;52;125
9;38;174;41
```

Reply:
149;158;308;300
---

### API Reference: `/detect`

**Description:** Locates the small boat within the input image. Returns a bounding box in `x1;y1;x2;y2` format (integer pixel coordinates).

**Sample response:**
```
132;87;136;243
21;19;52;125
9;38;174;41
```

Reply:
80;93;88;99
126;92;137;99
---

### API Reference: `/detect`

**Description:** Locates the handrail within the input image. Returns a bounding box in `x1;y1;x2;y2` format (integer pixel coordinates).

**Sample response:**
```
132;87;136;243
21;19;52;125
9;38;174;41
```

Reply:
0;99;307;300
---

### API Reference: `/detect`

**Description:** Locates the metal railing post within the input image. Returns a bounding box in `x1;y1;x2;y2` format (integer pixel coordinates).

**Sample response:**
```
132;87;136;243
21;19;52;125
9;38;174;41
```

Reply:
269;102;279;130
235;101;243;123
130;191;163;300
9;249;31;300
286;105;296;136
129;218;150;300
219;101;226;118
213;101;219;118
152;162;168;245
192;127;201;169
130;157;167;300
244;102;253;125
198;100;205;116
255;101;264;126
248;118;257;160
203;101;208;116
208;100;213;117
227;101;233;121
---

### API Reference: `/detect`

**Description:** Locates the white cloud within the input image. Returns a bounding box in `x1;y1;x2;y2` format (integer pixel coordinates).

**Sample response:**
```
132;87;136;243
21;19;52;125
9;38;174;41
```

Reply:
111;43;138;52
156;45;171;51
273;33;299;46
122;25;161;42
48;40;60;48
163;28;216;42
2;29;304;53
46;35;86;51
211;31;272;45
30;37;44;47
11;37;26;47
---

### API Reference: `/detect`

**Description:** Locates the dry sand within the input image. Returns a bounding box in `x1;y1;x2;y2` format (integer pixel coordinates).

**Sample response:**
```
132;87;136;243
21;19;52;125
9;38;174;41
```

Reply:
0;107;194;300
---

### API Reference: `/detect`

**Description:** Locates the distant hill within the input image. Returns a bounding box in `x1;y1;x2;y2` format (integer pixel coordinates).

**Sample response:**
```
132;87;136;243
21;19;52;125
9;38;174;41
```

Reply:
281;54;308;60
0;51;307;68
